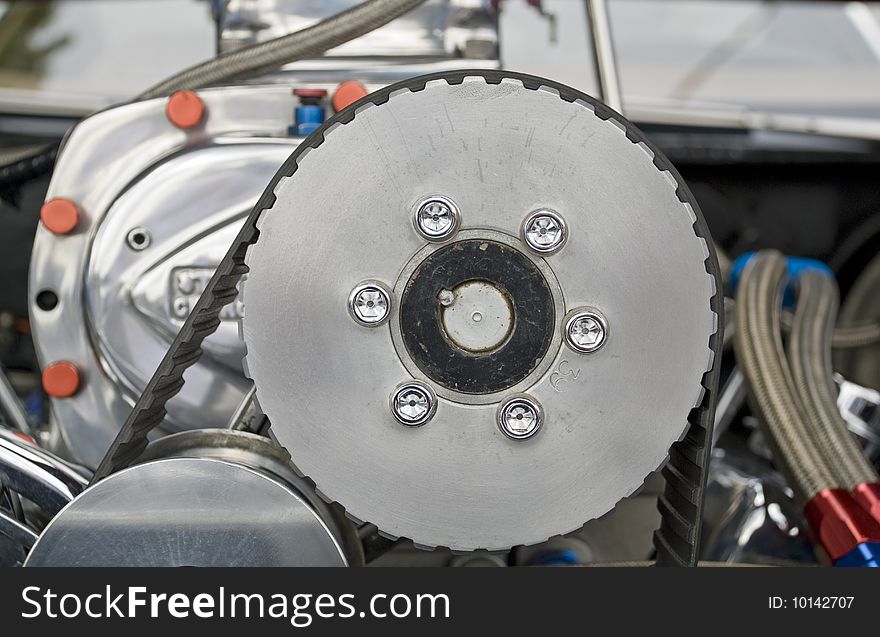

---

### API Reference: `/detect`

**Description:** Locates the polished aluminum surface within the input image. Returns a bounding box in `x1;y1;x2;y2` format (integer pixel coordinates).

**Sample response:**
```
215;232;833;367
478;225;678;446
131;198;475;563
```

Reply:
29;85;302;467
497;395;543;441
135;429;364;565
836;375;880;462
521;209;567;255
25;456;348;567
0;367;33;437
0;430;82;562
242;75;716;550
0;429;87;516
0;510;38;552
221;0;498;59
563;308;608;354
390;381;436;427
701;447;816;565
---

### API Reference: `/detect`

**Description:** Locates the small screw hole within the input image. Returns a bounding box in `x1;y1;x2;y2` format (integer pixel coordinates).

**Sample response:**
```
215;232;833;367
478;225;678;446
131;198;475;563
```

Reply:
126;227;152;251
36;290;58;311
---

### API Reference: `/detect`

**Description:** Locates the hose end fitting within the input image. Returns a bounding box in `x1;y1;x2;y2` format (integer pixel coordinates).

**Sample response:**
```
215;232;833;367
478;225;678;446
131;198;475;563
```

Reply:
804;488;880;565
730;252;833;307
852;482;880;526
530;549;581;566
291;88;328;136
835;543;880;568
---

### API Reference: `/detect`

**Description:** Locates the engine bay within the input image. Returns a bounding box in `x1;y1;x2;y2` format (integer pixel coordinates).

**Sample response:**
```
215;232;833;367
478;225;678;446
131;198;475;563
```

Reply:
1;0;880;569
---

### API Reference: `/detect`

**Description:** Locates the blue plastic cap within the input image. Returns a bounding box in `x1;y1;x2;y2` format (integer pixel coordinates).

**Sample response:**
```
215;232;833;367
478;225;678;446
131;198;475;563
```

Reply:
729;252;833;309
728;252;756;295
834;542;880;567
530;549;580;566
291;104;326;137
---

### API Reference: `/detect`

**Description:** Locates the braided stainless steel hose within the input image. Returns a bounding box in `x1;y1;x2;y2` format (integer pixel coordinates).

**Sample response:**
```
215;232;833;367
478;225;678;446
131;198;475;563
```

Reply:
836;250;880;388
787;271;878;488
734;251;837;500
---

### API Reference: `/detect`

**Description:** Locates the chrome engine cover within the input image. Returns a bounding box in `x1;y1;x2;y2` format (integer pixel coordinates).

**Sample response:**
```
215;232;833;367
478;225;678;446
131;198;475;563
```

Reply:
242;72;718;551
29;23;502;469
28;87;306;468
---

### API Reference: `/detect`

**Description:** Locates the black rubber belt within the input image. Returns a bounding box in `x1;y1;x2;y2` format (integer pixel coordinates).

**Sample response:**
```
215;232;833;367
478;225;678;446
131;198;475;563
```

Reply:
90;69;723;567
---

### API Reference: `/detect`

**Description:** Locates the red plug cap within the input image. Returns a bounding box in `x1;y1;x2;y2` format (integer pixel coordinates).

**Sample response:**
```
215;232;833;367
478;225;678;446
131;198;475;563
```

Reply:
332;81;368;112
40;198;79;235
166;90;206;129
42;361;81;398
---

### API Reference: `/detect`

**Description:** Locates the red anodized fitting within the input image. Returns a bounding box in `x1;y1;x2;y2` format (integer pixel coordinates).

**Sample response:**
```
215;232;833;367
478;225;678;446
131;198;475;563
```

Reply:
804;488;880;561
852;482;880;526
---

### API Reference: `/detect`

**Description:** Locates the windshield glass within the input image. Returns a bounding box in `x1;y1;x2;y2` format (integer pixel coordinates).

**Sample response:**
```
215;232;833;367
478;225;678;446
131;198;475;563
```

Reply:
500;0;880;120
2;0;880;120
612;0;880;117
0;0;213;114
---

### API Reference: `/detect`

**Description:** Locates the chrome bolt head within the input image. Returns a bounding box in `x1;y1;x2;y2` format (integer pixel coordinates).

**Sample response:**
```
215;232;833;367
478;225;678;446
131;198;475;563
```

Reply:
564;309;608;353
521;209;567;254
414;195;460;241
348;281;392;327
391;381;437;427
497;394;543;440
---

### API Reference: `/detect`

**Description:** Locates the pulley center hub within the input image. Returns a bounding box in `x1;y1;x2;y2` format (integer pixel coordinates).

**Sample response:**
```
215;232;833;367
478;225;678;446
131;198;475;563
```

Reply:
399;239;555;395
440;280;513;353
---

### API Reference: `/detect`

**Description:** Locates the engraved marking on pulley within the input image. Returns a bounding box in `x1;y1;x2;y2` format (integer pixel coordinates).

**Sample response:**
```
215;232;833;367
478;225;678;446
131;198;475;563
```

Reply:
549;360;582;393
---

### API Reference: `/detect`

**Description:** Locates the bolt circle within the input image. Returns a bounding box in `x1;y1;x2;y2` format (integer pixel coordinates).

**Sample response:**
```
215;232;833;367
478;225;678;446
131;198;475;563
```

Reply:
390;381;437;426
521;209;567;254
348;281;392;327
498;395;543;440
413;195;460;241
125;227;152;251
563;308;608;353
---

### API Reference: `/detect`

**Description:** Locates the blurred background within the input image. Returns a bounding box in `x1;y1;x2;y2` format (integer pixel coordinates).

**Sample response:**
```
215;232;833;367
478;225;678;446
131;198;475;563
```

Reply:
3;1;880;118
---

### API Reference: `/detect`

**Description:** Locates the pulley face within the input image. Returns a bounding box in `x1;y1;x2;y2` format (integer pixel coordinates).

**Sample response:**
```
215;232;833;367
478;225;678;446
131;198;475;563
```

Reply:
242;72;717;550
